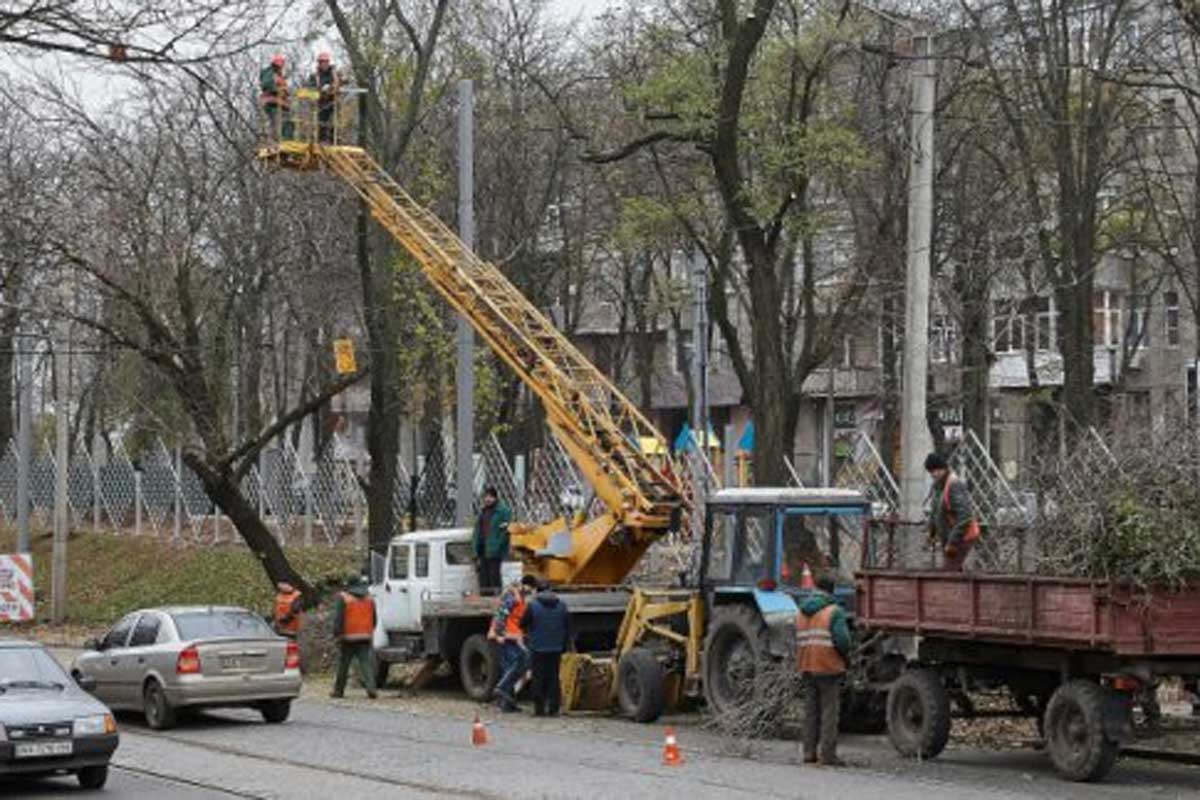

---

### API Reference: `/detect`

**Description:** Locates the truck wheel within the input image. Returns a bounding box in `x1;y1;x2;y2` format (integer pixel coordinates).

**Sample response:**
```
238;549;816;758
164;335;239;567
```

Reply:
459;634;499;702
702;605;769;719
887;669;951;759
1044;680;1120;782
617;647;665;723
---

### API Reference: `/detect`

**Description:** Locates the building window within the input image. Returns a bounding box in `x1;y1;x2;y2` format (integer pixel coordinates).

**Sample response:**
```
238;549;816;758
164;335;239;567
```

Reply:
1165;290;1181;348
1161;97;1178;156
1093;290;1122;348
992;300;1024;354
930;315;957;363
670;328;693;375
1033;296;1057;352
1126;294;1150;349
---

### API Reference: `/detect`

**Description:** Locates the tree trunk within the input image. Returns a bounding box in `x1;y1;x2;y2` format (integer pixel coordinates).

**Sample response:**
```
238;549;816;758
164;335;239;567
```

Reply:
185;451;314;595
360;213;401;555
959;268;990;445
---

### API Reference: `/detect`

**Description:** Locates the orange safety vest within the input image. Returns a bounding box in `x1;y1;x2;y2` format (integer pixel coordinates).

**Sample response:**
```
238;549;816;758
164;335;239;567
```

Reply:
942;476;981;543
504;592;527;639
274;590;302;636
340;593;374;642
796;605;846;675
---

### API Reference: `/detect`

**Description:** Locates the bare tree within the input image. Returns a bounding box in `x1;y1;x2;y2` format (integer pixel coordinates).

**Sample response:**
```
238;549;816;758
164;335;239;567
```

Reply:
19;80;364;595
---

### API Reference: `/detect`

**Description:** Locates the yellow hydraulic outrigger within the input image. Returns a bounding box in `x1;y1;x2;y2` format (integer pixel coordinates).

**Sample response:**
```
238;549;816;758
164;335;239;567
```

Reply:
259;96;688;587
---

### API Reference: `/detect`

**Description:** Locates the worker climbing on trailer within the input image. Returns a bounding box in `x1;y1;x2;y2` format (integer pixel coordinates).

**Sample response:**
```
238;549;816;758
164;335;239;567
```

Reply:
259;53;293;141
925;451;980;571
796;574;852;767
305;52;339;143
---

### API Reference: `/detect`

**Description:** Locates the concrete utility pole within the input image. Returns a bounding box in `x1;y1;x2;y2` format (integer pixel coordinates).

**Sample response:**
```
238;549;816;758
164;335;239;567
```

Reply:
899;34;936;525
691;251;710;496
16;331;32;553
455;79;475;528
51;292;71;623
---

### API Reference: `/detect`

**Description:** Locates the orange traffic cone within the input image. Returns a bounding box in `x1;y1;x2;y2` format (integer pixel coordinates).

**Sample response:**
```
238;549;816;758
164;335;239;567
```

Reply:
661;727;683;766
799;562;815;590
472;713;489;746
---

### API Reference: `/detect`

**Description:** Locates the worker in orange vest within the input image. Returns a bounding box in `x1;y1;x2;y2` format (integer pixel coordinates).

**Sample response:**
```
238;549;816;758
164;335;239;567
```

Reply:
925;452;981;572
272;581;303;638
489;574;538;712
331;576;377;699
796;574;851;767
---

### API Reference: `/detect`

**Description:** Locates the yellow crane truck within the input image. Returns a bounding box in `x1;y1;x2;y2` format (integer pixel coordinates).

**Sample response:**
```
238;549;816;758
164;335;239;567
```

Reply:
260;93;878;722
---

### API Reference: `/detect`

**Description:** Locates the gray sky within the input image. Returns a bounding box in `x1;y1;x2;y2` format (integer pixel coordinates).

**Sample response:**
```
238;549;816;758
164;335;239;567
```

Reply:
548;0;617;23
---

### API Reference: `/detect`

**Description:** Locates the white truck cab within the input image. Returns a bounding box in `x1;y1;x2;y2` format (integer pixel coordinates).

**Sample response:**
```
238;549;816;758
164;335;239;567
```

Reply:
370;529;521;647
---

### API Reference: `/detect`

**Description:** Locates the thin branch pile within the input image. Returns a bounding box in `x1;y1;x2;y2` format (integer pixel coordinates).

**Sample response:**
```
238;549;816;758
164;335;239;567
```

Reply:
1030;422;1200;591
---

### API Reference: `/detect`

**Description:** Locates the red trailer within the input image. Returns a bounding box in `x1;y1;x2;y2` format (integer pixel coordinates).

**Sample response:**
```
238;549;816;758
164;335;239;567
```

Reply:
856;569;1200;782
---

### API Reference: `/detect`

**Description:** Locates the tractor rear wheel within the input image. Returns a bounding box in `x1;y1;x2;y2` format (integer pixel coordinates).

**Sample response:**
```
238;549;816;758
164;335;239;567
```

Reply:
702;605;770;720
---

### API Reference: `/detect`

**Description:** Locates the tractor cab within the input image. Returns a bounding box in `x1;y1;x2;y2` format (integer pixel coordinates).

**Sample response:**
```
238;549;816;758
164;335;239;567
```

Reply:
700;487;870;600
697;487;871;717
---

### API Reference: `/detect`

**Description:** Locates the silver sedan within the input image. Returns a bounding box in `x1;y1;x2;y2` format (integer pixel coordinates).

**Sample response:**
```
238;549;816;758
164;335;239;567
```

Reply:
72;606;301;729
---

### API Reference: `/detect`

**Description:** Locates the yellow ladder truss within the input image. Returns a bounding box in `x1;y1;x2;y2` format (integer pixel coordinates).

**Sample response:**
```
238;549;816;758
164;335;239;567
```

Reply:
263;140;686;585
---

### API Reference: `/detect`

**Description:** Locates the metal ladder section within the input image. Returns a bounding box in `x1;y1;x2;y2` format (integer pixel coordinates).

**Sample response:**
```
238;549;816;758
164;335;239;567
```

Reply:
316;146;684;532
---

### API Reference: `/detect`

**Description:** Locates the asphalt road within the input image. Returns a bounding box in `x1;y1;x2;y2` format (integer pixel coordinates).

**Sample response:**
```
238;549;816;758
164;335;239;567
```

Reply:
10;648;1200;799
5;692;1197;800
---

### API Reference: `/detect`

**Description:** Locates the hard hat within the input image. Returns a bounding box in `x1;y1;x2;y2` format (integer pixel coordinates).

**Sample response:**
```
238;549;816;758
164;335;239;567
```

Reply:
317;51;332;63
271;53;285;67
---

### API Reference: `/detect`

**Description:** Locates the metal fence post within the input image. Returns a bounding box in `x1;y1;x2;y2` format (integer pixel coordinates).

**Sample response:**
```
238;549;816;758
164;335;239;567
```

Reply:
174;445;182;542
304;475;314;547
134;471;143;537
353;473;364;551
92;459;100;533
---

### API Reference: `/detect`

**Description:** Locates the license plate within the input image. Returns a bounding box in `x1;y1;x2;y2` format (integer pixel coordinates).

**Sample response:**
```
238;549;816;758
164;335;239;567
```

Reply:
220;655;243;669
14;741;73;759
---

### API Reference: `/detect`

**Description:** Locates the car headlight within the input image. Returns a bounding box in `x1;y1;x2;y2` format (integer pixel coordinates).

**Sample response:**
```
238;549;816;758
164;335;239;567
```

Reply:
73;714;116;736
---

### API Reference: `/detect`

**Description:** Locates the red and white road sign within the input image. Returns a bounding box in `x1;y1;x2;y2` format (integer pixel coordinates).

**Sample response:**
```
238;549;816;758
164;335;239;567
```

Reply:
0;554;34;622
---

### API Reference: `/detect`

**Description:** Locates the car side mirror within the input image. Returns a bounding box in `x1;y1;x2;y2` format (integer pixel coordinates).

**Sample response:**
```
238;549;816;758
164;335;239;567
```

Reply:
75;674;98;693
84;637;102;652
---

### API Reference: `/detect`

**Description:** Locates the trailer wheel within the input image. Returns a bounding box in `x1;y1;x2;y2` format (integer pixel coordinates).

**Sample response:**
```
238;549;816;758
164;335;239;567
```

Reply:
703;605;769;719
459;634;499;702
1044;680;1120;782
887;669;951;759
617;647;665;723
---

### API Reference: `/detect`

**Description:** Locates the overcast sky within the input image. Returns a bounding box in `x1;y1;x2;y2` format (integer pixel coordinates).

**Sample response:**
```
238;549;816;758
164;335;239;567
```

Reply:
548;0;618;23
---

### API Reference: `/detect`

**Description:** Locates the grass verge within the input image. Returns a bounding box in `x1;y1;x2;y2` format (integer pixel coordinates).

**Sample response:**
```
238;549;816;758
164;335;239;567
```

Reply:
0;526;361;628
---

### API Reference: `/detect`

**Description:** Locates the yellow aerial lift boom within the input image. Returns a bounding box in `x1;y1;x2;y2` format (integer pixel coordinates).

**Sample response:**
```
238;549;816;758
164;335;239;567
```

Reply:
260;97;687;587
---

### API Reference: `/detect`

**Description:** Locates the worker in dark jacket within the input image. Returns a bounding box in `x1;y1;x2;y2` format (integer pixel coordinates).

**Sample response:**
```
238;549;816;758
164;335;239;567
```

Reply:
925;452;980;572
259;53;293;140
331;577;377;699
304;51;339;142
520;581;572;716
473;487;513;594
796;575;851;766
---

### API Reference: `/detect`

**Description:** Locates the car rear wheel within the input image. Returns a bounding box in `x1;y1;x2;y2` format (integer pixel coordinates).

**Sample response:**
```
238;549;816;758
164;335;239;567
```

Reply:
260;699;292;724
77;764;109;789
144;680;178;730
